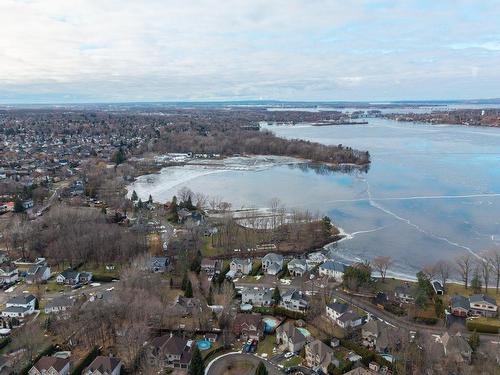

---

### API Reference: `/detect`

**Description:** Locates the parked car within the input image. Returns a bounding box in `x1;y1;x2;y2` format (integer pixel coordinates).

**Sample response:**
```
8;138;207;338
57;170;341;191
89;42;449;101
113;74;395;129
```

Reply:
284;352;294;359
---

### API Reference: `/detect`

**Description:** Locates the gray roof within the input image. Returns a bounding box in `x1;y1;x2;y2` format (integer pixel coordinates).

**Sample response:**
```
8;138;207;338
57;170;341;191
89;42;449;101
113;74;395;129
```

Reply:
231;258;252;266
45;296;74;310
7;294;36;305
327;302;349;314
320;261;346;272
337;310;362;323
469;294;497;306
262;253;283;263
451;295;470;310
3;306;29;314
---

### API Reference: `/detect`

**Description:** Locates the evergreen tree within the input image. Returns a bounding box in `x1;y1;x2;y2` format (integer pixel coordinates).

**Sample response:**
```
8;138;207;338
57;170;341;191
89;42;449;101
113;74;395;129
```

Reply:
148;194;153;204
112;147;126;165
272;287;281;305
131;190;138;201
13;198;25;213
188;346;204;375
181;273;189;291
468;330;480;352
254;361;268;375
471;269;482;293
207;286;213;305
170;277;174;288
185;280;193;298
186;195;194;210
137;199;143;209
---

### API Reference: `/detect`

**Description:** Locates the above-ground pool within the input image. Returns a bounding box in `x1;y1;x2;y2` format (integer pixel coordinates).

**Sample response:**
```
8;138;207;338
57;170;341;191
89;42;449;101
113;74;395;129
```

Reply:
262;316;281;333
197;340;212;350
240;303;253;312
297;328;311;338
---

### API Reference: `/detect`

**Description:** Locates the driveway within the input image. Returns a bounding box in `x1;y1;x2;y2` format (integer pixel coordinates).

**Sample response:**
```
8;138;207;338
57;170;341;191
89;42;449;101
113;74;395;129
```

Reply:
205;352;283;375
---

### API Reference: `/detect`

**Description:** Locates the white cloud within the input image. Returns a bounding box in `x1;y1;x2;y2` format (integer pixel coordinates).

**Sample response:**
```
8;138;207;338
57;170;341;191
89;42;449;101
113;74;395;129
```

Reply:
0;0;500;101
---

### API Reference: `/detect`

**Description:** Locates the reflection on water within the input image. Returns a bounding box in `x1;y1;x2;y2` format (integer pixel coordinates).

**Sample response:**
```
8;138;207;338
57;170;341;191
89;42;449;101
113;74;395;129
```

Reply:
129;117;500;278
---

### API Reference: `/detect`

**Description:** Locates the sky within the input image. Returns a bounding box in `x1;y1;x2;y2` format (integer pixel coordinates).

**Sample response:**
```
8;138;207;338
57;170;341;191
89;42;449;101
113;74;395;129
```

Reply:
1;0;500;103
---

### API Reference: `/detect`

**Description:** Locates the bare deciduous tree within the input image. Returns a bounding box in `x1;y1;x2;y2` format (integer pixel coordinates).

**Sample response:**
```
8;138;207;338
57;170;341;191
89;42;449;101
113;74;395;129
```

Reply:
455;254;473;289
372;256;392;283
435;260;451;288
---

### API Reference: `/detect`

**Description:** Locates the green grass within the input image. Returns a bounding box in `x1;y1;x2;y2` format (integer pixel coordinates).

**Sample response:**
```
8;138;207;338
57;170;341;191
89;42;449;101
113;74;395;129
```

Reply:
282;355;303;368
237;275;264;284
445;283;500;304
256;334;276;357
201;238;224;257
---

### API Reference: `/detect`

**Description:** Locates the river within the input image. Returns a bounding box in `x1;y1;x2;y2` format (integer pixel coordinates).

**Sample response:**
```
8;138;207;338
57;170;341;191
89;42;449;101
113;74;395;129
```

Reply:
128;117;500;279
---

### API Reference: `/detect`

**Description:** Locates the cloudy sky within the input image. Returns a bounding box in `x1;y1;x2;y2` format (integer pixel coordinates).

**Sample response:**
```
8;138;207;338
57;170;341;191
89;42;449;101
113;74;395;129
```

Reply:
1;0;500;103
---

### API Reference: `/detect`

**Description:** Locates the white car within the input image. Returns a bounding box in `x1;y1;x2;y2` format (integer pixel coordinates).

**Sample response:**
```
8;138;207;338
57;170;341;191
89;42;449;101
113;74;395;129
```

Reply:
284;352;294;359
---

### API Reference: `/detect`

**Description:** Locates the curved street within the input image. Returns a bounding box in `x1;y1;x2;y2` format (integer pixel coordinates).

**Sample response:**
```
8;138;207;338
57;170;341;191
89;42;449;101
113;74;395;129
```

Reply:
205;352;283;375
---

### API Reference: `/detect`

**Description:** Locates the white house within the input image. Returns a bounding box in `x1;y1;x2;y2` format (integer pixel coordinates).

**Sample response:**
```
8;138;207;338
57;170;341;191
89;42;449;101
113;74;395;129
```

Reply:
2;294;37;318
287;259;308;277
318;261;346;280
469;294;498;318
279;289;309;312
0;263;19;284
241;287;274;307
44;296;75;314
326;301;363;329
230;258;252;275
262;253;284;275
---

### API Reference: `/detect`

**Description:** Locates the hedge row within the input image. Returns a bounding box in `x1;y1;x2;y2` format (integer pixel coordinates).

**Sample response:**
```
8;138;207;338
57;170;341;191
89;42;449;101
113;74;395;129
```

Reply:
91;275;118;283
466;321;499;334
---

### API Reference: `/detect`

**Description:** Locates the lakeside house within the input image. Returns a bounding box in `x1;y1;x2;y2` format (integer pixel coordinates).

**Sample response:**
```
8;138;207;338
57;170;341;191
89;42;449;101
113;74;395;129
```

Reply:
469;294;498;317
318;260;346;280
450;295;470;317
394;284;417;303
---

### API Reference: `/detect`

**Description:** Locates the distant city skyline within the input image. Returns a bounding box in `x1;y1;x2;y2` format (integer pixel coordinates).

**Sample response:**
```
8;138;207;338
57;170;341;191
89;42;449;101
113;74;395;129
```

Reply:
1;0;500;103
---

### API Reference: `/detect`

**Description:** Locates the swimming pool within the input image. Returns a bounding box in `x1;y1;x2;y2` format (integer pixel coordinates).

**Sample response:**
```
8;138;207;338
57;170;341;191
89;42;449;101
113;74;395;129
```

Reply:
262;316;280;333
297;328;311;337
197;340;212;350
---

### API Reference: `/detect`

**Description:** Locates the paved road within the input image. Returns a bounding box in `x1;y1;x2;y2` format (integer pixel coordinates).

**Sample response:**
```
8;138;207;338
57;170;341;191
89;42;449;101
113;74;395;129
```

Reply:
330;288;499;344
205;353;282;375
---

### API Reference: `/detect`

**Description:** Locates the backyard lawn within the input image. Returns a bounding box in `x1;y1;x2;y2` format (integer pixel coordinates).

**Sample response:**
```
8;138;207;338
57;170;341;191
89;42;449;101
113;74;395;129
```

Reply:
256;334;276;358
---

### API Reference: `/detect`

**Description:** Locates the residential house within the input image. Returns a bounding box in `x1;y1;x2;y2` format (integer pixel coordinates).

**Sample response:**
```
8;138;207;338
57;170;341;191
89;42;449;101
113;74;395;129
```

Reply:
432;280;444;295
305;339;339;374
200;258;222;278
150;257;170;273
170;296;203;317
362;320;394;353
56;270;92;285
326;301;349;322
26;265;51;284
450;295;470;317
241;287;274;307
287;259;308;277
337;310;364;329
56;270;80;285
276;321;307;353
318;261;346;280
394;285;417;303
279;289;309;312
229;258;252;275
261;253;284;275
44;296;75;314
343;368;377;375
306;251;326;266
0;263;19;284
29;356;71;375
469;294;498;318
83;356;123;375
148;334;194;369
441;332;472;363
2;294;37;318
232;313;264;340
